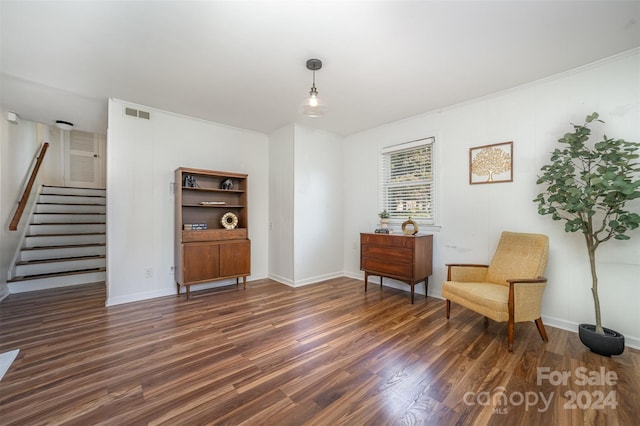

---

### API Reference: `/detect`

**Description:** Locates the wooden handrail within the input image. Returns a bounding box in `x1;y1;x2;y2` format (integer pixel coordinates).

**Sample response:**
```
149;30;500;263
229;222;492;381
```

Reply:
9;142;49;231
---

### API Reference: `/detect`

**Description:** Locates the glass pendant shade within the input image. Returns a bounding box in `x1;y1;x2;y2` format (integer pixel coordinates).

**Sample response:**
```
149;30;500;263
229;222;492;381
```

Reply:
301;58;327;117
301;86;327;117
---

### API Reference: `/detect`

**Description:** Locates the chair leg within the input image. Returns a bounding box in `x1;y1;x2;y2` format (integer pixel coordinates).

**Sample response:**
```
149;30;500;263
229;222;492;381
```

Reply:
446;300;451;319
507;317;514;352
484;317;489;327
535;318;549;342
507;283;515;352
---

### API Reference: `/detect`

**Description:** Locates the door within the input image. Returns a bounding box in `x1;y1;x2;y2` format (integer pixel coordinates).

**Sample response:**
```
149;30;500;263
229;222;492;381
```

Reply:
64;130;105;188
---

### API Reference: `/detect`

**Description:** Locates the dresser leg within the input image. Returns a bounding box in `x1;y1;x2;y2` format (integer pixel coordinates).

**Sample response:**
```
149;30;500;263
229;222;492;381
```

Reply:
243;276;247;289
424;277;429;299
410;285;415;304
380;276;383;290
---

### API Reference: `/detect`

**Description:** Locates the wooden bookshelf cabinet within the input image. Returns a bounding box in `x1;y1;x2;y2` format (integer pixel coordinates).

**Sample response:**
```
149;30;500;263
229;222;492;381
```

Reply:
175;167;250;299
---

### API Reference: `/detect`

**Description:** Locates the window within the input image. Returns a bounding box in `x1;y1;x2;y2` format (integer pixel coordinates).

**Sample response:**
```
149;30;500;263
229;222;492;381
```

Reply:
380;137;435;225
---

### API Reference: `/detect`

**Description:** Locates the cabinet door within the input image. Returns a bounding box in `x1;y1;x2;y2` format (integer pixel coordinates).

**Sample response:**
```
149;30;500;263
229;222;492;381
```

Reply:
219;240;250;277
183;243;219;283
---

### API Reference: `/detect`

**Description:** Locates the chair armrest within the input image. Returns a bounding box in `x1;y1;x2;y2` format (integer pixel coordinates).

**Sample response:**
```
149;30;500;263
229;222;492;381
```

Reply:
507;276;547;284
446;264;489;281
507;276;548;322
445;263;489;268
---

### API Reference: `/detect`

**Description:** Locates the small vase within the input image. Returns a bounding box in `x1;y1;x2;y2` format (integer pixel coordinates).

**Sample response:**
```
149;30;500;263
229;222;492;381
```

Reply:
380;218;389;229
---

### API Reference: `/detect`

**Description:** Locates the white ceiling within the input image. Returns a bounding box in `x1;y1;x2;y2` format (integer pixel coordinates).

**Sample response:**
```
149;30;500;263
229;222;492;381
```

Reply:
1;1;639;136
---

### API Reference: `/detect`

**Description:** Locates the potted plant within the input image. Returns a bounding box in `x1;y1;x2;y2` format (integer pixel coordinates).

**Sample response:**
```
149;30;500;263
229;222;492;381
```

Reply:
534;113;640;356
378;210;390;229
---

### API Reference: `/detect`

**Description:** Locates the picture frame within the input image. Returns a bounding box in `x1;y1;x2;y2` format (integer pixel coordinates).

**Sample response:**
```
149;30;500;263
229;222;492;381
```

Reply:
469;141;513;184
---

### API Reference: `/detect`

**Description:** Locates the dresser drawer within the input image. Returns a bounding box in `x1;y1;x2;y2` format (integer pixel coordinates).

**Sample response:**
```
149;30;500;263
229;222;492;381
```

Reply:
362;258;412;278
362;245;412;263
361;233;415;248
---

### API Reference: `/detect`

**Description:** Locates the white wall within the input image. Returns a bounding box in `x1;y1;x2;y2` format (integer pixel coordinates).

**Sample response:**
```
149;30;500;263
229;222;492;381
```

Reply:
268;124;295;284
0;110;40;299
343;50;640;347
268;124;344;286
293;125;344;284
106;99;269;305
38;124;65;186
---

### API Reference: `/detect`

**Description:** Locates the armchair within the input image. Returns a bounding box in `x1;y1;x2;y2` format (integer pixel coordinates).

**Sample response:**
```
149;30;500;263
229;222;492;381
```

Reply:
442;231;549;352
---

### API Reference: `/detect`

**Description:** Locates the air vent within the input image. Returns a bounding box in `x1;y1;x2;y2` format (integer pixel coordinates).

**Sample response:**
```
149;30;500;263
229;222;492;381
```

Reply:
124;107;151;120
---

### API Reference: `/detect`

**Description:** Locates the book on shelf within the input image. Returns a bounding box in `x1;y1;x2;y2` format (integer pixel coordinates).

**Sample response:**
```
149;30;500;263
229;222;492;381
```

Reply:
184;223;208;230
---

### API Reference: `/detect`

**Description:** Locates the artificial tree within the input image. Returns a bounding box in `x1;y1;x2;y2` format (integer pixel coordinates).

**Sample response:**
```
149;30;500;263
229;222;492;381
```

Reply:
534;113;640;335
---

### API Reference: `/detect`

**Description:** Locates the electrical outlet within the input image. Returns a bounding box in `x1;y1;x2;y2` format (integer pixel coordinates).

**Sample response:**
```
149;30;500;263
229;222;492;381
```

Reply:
144;268;153;278
169;266;175;274
352;242;357;250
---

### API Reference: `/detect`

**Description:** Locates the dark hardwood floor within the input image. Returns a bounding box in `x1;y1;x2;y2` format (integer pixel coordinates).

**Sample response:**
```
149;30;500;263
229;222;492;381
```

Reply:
0;278;638;425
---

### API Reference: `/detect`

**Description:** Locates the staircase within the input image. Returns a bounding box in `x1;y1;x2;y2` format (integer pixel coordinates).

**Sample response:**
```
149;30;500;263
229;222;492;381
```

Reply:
8;185;106;293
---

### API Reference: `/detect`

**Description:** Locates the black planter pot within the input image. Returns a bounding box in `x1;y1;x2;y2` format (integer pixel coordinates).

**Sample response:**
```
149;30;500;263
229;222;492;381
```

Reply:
578;324;625;357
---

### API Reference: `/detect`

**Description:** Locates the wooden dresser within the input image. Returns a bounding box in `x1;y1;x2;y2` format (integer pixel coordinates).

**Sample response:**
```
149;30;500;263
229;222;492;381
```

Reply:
360;233;433;303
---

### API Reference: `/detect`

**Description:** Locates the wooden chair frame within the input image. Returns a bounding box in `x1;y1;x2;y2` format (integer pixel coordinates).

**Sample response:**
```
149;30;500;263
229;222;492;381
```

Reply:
445;263;549;352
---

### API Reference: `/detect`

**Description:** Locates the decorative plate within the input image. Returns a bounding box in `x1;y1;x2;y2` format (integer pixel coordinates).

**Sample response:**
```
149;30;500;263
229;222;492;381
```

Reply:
221;212;239;229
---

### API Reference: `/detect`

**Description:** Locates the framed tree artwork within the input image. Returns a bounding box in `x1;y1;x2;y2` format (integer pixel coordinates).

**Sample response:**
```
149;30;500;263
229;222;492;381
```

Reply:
469;141;513;184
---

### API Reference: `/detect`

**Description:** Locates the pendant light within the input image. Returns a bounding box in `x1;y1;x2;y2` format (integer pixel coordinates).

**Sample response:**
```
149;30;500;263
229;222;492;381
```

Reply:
301;58;327;117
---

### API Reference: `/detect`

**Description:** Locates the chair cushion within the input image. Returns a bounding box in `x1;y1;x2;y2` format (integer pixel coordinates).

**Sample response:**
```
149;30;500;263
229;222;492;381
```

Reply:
486;232;548;286
442;281;509;322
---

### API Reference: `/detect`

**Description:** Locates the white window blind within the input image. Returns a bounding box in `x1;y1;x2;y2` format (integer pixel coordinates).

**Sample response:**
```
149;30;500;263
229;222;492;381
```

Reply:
380;137;435;224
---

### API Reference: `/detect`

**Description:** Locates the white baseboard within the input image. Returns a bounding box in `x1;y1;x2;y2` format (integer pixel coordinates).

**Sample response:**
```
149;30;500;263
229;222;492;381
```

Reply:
106;275;268;306
175;276;266;294
0;286;9;303
268;274;294;287
268;272;343;288
293;272;344;287
106;288;176;306
343;271;362;280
